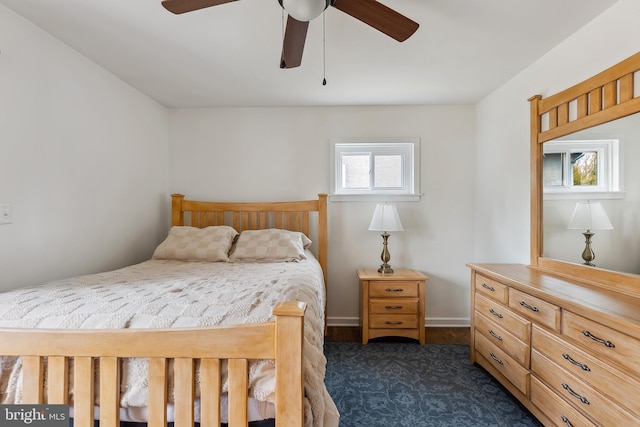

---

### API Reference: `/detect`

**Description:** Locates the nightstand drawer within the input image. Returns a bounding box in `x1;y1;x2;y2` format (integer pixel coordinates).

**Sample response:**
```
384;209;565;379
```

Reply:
509;288;560;332
370;314;418;329
475;274;508;304
475;293;531;342
370;281;419;298
370;298;418;314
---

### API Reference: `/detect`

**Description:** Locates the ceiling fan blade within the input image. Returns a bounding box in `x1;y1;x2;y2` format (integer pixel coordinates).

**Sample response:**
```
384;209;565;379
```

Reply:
331;0;419;42
280;16;309;69
161;0;238;15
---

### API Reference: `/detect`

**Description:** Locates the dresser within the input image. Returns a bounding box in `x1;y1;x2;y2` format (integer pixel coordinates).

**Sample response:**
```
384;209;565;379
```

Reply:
357;268;428;345
468;263;640;426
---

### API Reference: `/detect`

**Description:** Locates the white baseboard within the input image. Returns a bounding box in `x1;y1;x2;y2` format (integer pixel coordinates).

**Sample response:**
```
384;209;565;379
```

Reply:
327;317;470;328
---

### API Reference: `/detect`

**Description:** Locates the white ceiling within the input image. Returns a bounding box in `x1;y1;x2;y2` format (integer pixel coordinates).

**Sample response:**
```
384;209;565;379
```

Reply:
1;0;618;108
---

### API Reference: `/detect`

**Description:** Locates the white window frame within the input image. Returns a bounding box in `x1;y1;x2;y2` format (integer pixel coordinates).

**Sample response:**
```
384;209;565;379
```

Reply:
543;139;623;200
330;137;421;202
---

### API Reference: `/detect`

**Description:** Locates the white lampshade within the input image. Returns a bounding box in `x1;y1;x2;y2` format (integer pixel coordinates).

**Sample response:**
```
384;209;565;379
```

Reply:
281;0;328;21
567;201;613;231
368;203;404;232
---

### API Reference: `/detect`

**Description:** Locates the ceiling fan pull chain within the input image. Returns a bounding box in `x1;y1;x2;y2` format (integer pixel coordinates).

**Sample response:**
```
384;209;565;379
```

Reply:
322;10;327;86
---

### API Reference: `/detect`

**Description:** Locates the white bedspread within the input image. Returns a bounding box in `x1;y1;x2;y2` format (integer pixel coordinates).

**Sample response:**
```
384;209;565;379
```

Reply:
0;255;339;427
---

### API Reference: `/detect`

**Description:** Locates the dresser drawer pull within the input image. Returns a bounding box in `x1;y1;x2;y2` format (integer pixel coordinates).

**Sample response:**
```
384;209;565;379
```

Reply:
489;352;504;365
385;288;404;293
562;383;590;405
562;353;591;371
519;301;539;312
582;330;615;348
489;309;503;319
385;305;403;309
488;330;503;341
385;321;403;325
561;415;574;427
481;283;495;292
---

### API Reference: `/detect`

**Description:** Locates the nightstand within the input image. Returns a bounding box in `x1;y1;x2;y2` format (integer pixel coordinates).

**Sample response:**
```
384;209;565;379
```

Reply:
357;268;429;345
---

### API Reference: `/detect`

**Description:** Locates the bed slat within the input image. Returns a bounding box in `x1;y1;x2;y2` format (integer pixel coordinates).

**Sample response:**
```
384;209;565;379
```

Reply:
174;358;195;427
147;358;168;427
200;358;222;427
47;356;69;404
74;356;94;427
99;357;120;427
22;356;44;404
228;359;249;427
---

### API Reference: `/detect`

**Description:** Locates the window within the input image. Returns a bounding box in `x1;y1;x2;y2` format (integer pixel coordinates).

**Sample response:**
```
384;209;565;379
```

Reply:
543;139;622;199
330;138;420;201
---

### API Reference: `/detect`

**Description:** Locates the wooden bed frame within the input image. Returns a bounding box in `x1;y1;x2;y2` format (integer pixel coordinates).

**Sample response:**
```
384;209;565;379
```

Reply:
0;193;329;427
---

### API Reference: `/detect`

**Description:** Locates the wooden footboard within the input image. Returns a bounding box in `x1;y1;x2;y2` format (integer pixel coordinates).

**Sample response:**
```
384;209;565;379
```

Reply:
0;301;306;427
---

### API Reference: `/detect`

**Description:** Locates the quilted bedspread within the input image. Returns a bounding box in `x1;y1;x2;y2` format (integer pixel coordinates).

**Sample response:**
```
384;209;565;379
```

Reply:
0;256;339;427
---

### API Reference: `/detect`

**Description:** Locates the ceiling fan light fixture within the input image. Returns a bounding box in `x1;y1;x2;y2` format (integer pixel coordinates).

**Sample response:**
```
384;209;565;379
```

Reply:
281;0;329;22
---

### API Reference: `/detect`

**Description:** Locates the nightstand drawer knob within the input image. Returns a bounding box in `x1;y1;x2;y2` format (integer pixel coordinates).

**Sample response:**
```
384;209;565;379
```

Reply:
385;305;403;309
489;309;503;319
385;288;404;292
385;321;403;325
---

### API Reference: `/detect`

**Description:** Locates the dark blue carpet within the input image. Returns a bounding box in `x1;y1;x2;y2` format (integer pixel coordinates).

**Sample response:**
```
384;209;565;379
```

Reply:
323;342;542;427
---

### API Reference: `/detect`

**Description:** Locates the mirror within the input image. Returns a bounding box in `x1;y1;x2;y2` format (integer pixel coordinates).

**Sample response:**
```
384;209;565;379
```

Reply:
529;51;640;296
542;113;640;275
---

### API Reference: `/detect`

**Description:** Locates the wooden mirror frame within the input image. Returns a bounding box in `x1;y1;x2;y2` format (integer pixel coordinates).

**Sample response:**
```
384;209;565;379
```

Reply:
529;51;640;298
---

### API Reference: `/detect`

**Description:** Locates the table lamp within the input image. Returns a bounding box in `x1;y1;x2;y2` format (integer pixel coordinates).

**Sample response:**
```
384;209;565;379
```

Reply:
368;203;404;273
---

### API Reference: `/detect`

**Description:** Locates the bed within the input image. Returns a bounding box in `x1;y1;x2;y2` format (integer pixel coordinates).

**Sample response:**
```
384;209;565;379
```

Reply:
0;193;339;427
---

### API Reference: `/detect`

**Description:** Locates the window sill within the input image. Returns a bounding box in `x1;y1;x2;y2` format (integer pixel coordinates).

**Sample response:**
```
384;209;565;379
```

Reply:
544;191;625;201
329;194;422;202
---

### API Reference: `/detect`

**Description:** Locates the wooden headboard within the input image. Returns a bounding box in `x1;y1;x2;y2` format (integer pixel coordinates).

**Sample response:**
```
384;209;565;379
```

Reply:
170;193;329;286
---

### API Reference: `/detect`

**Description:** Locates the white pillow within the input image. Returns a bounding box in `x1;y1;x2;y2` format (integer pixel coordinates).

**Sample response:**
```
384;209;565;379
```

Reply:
229;229;312;263
152;226;238;262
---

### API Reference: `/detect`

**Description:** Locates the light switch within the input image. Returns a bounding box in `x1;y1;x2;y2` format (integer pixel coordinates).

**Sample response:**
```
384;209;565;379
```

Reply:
0;203;12;224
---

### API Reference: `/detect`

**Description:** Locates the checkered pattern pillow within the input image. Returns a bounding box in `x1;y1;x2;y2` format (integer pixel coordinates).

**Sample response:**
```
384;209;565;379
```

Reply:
229;229;312;263
152;226;238;262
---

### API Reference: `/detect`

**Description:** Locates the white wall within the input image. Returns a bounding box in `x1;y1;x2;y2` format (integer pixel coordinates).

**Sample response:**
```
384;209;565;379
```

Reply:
168;105;476;326
475;0;640;266
0;5;170;290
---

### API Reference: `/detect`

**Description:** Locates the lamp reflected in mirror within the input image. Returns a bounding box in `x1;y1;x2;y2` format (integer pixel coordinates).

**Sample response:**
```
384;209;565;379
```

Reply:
567;201;613;267
368;203;403;273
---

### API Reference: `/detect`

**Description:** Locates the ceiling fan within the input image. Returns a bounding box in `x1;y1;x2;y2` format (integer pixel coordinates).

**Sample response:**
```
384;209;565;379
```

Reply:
161;0;419;69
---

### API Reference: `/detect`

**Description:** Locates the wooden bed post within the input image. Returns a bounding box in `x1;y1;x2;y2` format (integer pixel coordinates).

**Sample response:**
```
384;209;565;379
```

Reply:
171;194;185;226
273;301;306;427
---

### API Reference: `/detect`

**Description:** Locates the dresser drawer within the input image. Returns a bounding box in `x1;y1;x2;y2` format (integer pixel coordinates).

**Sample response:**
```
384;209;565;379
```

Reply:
370;298;418;314
475;330;529;395
533;325;640;416
475;293;531;342
532;350;639;426
475;313;530;367
369;281;419;298
509;288;561;332
562;311;640;377
530;376;597;427
474;274;508;304
369;314;418;329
